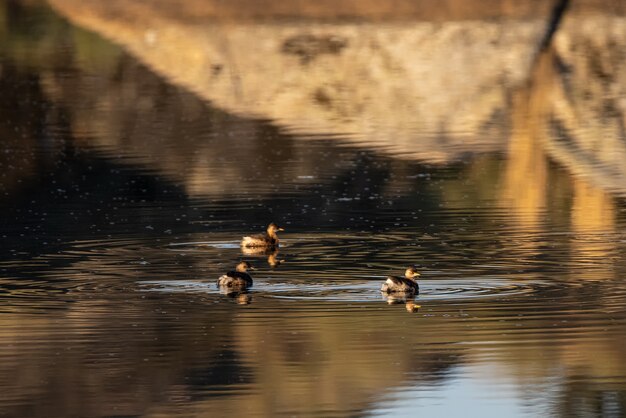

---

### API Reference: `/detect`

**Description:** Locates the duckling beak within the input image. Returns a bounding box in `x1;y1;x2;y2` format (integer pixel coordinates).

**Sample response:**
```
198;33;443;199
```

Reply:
278;227;285;232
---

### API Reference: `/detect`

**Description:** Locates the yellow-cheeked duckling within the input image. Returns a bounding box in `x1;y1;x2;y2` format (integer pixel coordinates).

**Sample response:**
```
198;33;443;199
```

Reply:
241;223;284;248
381;266;420;294
217;261;255;291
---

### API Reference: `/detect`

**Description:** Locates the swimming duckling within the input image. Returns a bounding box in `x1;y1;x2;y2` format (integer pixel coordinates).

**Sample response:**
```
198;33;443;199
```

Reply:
381;266;420;294
217;261;255;292
241;223;284;248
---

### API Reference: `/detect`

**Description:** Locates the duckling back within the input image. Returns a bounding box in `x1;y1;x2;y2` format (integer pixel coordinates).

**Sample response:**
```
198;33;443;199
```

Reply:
217;271;253;290
381;276;419;294
241;234;276;248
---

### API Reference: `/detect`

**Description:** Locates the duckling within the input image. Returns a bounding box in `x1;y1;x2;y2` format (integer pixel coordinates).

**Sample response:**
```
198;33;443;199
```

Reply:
381;266;420;294
217;261;255;292
241;223;284;248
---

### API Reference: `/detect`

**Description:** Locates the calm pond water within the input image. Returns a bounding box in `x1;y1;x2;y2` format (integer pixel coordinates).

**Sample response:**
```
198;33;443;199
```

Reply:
2;2;626;417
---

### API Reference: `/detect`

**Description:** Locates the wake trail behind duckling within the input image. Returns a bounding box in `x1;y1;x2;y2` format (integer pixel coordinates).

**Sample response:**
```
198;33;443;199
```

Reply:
138;277;552;303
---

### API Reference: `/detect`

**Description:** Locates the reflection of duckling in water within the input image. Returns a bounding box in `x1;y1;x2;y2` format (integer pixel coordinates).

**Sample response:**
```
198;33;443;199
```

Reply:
380;292;422;312
241;246;285;268
217;261;254;293
220;290;252;304
235;293;252;305
381;266;420;294
241;223;284;248
382;292;421;312
267;251;284;268
405;301;420;312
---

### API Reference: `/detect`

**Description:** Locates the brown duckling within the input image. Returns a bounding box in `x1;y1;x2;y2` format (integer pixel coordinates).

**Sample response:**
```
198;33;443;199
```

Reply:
380;266;420;294
241;223;284;248
217;261;255;292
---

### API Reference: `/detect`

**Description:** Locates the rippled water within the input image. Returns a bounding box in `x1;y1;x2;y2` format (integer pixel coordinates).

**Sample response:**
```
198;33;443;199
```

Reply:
2;2;626;417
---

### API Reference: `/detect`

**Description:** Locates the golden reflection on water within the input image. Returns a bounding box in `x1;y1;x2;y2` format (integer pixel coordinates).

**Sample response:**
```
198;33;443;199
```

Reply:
2;1;626;417
501;40;620;281
3;282;626;417
46;0;543;162
570;178;617;281
37;0;626;199
501;93;549;231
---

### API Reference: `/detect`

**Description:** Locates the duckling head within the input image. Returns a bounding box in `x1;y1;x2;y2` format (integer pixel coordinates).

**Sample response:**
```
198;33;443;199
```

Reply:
404;266;420;281
235;261;255;272
267;223;285;235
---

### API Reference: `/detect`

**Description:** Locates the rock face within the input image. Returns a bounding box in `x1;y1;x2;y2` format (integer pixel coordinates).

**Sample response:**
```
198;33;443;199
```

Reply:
46;0;626;194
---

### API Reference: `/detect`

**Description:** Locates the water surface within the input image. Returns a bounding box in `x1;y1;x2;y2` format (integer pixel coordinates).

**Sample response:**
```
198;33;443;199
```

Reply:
1;2;626;417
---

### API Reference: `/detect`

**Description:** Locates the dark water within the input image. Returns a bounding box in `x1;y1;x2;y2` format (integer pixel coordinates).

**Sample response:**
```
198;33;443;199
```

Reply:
2;2;626;417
